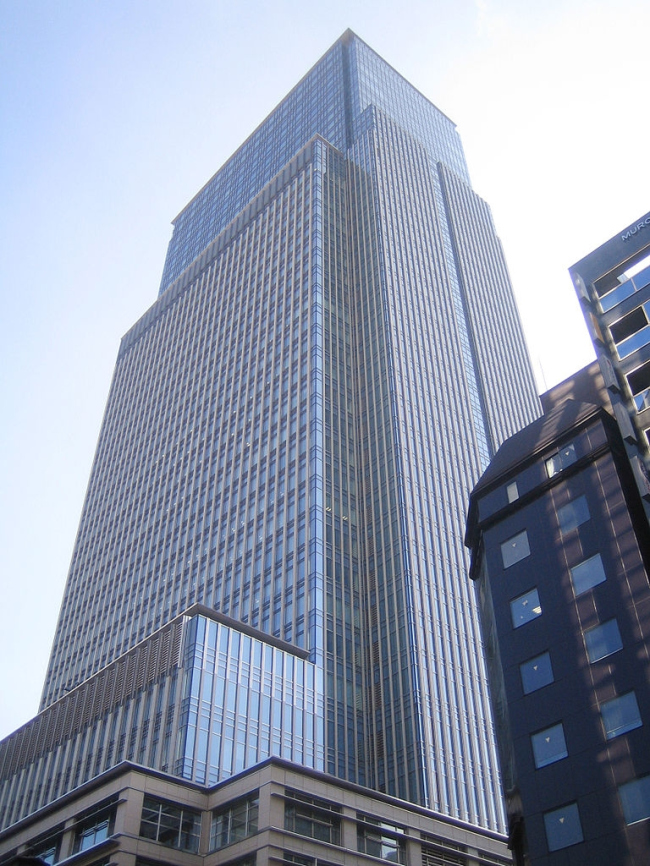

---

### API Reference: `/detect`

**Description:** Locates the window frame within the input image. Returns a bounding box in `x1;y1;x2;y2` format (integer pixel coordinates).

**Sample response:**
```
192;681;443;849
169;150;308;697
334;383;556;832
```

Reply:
557;495;590;535
72;804;116;855
531;722;568;768
570;553;607;596
500;530;530;569
210;793;259;851
356;814;406;864
520;651;554;694
600;691;642;740
619;775;650;825
284;790;341;846
545;443;577;478
139;795;202;853
510;588;542;629
543;802;583;852
584;619;623;663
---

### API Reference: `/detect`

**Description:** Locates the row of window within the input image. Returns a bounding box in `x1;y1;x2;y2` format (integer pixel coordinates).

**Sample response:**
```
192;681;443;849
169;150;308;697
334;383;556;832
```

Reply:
136;789;408;860
544;774;650;852
530;688;641;772
24;785;500;866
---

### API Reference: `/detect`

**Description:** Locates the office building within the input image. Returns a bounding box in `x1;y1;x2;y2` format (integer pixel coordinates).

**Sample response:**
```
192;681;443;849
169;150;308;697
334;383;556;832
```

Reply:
0;757;513;866
0;28;539;845
571;210;650;466
466;363;650;864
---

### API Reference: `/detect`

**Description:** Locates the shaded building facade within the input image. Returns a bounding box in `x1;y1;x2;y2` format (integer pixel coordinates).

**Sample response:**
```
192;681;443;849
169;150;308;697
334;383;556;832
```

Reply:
1;29;539;839
466;364;650;864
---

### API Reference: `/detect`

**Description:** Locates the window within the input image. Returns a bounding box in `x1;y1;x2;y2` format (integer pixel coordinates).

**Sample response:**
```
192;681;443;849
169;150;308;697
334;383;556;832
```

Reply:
510;588;542;628
531;723;568;768
73;805;116;854
139;795;201;852
601;692;642;739
546;443;577;478
29;830;64;865
30;843;59;865
584;619;623;662
500;530;530;568
619;775;650;825
520;652;554;694
544;802;583;851
611;306;649;344
628;360;650;412
357;815;406;864
284;790;341;845
506;481;519;503
570;553;606;596
283;854;314;866
210;794;259;850
557;495;589;534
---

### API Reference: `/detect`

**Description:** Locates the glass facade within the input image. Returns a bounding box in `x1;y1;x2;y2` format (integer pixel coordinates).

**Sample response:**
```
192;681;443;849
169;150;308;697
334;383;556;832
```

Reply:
29;30;540;834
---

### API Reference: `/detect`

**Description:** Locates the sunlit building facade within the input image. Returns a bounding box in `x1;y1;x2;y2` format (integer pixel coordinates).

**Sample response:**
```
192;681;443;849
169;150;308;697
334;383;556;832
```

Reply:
0;30;539;836
571;210;650;469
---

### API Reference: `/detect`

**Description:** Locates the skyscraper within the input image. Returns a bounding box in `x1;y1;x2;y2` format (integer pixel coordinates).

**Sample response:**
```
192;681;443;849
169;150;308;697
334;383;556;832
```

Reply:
0;30;539;835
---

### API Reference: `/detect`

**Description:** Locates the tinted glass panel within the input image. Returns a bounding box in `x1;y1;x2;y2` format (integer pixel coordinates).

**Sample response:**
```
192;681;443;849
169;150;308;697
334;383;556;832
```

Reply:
601;692;642;739
531;723;567;768
544;803;583;851
619;776;650;825
557;496;589;534
546;443;577;478
584;619;623;663
501;530;530;568
520;652;554;694
506;481;519;503
510;589;542;628
570;554;606;596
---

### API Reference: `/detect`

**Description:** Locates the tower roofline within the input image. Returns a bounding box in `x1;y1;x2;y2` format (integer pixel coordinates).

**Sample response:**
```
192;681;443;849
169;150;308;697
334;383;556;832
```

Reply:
169;29;457;227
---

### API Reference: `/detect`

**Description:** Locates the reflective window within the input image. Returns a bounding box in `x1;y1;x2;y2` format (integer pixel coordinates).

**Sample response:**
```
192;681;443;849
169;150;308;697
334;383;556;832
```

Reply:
570;553;606;596
531;723;568;768
73;806;116;854
29;831;63;865
210;794;259;850
140;795;201;852
31;844;58;866
511;588;542;628
544;802;583;851
357;815;406;863
601;692;642;740
283;854;314;866
284;790;341;845
506;481;519;503
619;775;650;825
546;443;577;478
501;530;530;568
520;652;554;694
584;619;623;663
557;496;589;534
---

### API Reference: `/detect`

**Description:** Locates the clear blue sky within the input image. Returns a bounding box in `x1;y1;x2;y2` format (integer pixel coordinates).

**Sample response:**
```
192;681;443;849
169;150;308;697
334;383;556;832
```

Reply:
1;0;649;739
